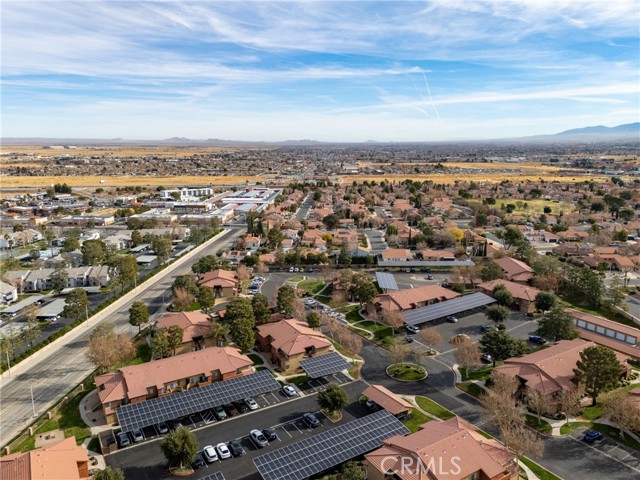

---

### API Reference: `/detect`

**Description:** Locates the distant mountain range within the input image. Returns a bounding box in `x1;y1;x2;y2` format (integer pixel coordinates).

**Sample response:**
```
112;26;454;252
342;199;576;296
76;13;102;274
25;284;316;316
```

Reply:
2;123;638;145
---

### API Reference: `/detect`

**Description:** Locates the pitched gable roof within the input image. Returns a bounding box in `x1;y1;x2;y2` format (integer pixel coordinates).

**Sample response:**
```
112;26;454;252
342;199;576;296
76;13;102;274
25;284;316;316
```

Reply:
256;319;332;356
156;311;212;344
374;285;461;312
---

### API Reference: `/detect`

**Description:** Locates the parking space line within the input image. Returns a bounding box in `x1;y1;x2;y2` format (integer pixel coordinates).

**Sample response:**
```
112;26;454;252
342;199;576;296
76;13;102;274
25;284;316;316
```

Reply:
292;422;303;434
270;392;279;403
281;426;292;437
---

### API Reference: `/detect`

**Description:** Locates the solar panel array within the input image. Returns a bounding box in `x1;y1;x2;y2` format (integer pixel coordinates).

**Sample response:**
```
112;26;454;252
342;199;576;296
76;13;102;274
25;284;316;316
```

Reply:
404;292;496;326
375;271;399;291
116;371;279;432
200;473;225;480
254;410;409;480
299;352;351;379
377;260;475;267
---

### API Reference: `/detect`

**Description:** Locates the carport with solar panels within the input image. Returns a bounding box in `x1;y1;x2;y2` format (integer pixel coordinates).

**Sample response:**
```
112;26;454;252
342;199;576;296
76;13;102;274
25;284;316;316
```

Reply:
403;292;497;327
299;352;351;379
254;409;410;480
375;271;399;291
116;371;280;433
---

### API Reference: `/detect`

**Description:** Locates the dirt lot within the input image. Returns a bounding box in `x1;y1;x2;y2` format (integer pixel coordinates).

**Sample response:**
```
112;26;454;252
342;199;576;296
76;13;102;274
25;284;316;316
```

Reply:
0;175;268;188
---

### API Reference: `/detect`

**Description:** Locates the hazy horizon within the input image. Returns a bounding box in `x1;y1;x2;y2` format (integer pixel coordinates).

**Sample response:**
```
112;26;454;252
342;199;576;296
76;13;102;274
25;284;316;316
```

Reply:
2;1;639;142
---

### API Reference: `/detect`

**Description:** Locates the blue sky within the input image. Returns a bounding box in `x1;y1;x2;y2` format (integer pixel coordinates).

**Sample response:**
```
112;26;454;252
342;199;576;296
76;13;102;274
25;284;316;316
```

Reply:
2;1;639;141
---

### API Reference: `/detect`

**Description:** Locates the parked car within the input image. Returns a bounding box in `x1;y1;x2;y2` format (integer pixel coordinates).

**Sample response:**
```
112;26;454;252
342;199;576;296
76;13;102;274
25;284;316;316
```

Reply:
282;384;297;397
446;315;459;323
233;400;249;414
405;324;419;334
168;419;183;430
303;412;320;428
129;429;144;443
202;445;219;463
156;422;169;434
481;354;493;364
224;404;239;417
528;335;547;345
216;442;231;460
228;439;246;457
365;399;379;411
192;453;206;470
480;324;494;333
426;275;434;280
212;405;227;420
406;335;414;343
583;430;603;443
244;398;259;410
249;429;269;448
262;427;278;441
116;431;130;448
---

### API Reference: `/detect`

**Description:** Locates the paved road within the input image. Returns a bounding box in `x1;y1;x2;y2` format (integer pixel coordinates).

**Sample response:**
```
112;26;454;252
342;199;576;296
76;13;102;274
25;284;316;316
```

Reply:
106;381;369;480
363;228;387;254
293;193;312;221
0;227;246;448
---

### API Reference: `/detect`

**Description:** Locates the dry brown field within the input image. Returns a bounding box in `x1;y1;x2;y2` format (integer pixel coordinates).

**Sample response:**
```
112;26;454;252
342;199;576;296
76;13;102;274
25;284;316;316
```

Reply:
339;173;614;185
0;145;272;158
0;175;268;189
357;161;565;172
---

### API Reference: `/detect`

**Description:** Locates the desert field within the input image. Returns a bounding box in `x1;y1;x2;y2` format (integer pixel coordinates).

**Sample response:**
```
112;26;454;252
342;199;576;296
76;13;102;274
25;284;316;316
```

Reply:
0;145;269;158
339;173;614;185
358;161;565;172
0;175;268;189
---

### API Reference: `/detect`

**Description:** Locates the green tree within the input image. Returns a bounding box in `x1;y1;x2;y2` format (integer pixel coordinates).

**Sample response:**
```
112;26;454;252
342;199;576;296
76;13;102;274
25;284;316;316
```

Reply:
340;461;367;480
160;427;199;470
229;317;255;351
492;284;514;306
81;239;107;265
172;275;199;296
480;328;527;367
573;345;624;405
197;286;216;313
579;268;605;308
93;467;125;480
251;294;271;325
131;230;143;247
152;236;173;264
151;331;171;359
322;214;339;230
224;297;255;324
277;284;296;317
62;237;80;253
606;276;626;308
49;267;69;294
62;288;89;322
317;383;348;414
480;261;503;281
128;300;149;334
337;247;352;267
108;255;139;293
209;320;229;347
536;305;580;342
484;304;510;323
307;311;320;329
21;313;41;348
265;227;284;249
191;255;219;275
534;292;557;312
166;325;184;356
514;240;535;263
503;226;525;249
351;273;376;306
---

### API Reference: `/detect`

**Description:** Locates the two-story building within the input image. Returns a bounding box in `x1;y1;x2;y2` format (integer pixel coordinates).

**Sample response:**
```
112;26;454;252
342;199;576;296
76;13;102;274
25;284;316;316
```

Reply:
199;269;239;298
94;347;252;424
373;285;461;313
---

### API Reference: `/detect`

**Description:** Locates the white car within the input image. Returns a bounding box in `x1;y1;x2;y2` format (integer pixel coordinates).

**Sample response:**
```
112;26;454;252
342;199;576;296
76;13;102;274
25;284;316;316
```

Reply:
216;442;231;460
244;398;259;410
305;298;316;306
202;445;219;463
282;384;297;397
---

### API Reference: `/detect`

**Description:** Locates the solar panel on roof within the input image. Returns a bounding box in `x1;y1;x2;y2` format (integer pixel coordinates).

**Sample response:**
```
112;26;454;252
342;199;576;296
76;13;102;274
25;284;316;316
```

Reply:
254;410;409;480
299;352;350;379
403;292;496;326
116;370;279;432
375;271;399;291
377;260;475;267
200;473;225;480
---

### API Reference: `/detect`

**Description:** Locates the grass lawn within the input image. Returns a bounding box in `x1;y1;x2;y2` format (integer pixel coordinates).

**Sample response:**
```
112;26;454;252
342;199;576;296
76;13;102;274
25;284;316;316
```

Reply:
286;374;311;386
388;363;427;381
114;343;152;369
13;388;92;453
415;396;455;420
459;364;497;382
559;421;591;435
402;409;432;433
288;275;305;283
327;338;363;360
525;414;553;434
468;198;573;216
520;457;562;480
592;424;640;451
457;382;486;398
581;403;603;420
298;279;326;295
248;353;265;365
342;305;362;323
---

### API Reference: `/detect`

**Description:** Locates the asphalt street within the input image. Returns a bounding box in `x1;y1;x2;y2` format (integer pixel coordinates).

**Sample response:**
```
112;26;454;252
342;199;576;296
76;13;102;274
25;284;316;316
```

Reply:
106;381;369;480
0;227;246;447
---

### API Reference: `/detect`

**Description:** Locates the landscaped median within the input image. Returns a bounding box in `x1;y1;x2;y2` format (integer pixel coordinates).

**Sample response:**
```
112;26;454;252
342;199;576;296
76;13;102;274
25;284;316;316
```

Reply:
415;396;456;420
386;362;427;382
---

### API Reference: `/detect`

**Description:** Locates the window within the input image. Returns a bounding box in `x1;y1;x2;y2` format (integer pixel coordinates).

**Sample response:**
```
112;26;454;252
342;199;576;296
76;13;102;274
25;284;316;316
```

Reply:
605;329;615;338
596;326;605;335
586;322;596;331
615;332;626;341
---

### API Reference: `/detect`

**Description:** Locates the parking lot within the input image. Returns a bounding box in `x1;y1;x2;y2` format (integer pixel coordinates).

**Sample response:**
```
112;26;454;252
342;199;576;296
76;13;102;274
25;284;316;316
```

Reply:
296;372;351;394
106;381;369;480
568;426;640;472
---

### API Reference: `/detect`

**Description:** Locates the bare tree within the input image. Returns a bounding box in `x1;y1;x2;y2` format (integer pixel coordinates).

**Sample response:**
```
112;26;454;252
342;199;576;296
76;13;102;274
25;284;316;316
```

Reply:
419;327;442;353
173;288;194;311
319;312;340;340
337;328;363;363
454;340;482;378
236;264;251;284
528;390;551;422
86;324;136;373
331;289;347;304
291;298;307;321
604;394;640;439
256;262;269;274
379;310;404;336
502;423;544;460
481;372;522;433
558;387;584;425
387;339;411;365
